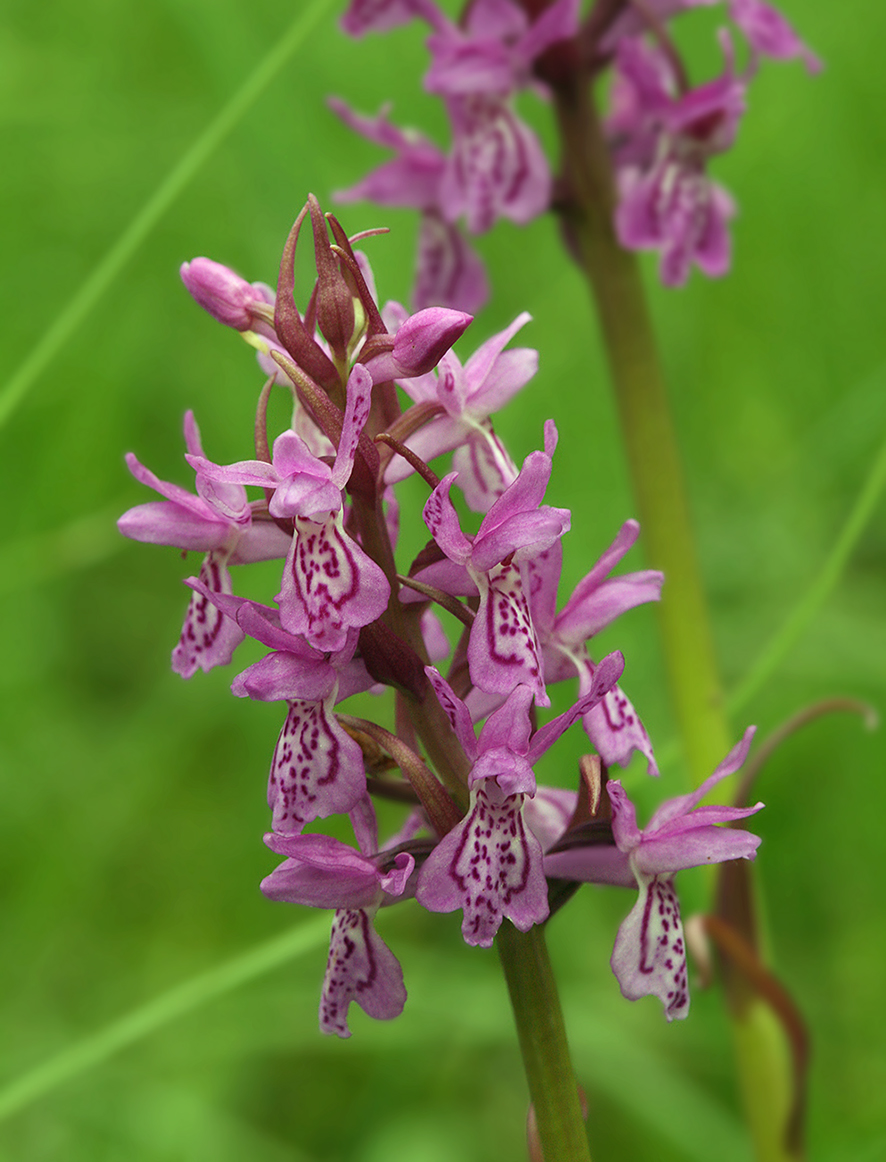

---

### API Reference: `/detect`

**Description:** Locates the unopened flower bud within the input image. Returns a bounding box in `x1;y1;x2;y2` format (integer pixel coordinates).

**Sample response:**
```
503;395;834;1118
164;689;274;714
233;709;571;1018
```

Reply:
309;196;358;368
180;258;272;330
363;307;472;383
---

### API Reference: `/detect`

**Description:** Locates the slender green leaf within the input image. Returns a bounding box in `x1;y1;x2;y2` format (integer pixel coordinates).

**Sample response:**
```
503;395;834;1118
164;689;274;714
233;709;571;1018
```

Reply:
0;916;330;1124
0;0;334;430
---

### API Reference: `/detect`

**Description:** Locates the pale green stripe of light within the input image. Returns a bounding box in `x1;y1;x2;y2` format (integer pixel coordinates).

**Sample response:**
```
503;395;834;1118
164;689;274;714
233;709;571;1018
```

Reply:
0;0;334;430
728;424;886;716
0;916;330;1124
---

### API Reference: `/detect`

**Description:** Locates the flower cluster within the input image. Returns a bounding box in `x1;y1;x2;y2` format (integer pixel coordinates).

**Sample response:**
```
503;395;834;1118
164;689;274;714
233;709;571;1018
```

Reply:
334;0;818;299
119;197;762;1036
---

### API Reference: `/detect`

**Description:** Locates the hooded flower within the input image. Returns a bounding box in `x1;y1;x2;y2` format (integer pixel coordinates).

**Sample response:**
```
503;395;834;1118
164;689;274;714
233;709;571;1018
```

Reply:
187;365;390;652
609;34;747;286
416;651;624;945
382;310;535;508
545;727;763;1019
262;805;415;1037
117;411;290;677
417;421;570;705
185;581;376;834
526;521;663;774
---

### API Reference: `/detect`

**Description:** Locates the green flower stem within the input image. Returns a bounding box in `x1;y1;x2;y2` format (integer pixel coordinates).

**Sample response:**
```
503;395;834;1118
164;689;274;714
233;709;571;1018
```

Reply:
497;922;592;1162
551;73;731;787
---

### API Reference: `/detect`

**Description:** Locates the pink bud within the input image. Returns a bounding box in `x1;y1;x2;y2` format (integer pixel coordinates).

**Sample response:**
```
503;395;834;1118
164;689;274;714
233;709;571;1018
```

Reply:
394;307;473;374
180;258;271;330
364;307;472;382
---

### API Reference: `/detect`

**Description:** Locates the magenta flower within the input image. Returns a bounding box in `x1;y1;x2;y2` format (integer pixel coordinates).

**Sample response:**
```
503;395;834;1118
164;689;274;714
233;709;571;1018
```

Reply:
418;422;570;705
180;257;275;331
422;0;578;234
186;581;376;834
416;651;624;946
609;35;746;285
527;521;663;774
545;727;763;1020
437;94;552;235
117;411;290;677
383;310;535;509
727;0;822;71
423;0;578;98
336;1;579;292
330;100;489;312
188;366;390;652
601;0;820;72
262;823;415;1037
340;0;446;38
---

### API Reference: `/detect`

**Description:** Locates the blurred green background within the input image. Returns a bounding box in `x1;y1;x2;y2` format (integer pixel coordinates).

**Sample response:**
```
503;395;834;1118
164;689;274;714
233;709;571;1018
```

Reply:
0;0;883;1158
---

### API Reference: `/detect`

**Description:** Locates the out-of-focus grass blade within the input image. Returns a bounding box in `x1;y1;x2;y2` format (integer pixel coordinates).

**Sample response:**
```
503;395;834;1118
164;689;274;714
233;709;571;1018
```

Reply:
0;916;330;1124
728;422;886;716
573;1030;750;1162
0;0;334;431
0;505;124;596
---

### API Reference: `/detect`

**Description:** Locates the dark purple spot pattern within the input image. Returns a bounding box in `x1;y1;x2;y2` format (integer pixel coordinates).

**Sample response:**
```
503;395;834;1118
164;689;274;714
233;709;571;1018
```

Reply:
581;665;657;774
445;784;534;947
286;512;389;653
448;96;541;235
319;908;407;1038
423;489;446;541
638;876;688;1019
453;428;516;511
269;698;365;833
602;685;637;734
474;561;545;701
172;551;243;677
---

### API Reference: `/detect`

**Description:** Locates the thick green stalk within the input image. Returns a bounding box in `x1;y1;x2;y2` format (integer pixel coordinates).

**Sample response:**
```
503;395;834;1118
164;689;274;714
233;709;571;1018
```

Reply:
551;73;731;786
497;922;592;1162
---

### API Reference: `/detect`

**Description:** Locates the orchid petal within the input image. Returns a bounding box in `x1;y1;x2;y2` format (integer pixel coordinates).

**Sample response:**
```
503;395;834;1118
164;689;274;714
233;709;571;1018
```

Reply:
461;310;532;397
416;780;548;946
277;513;390;652
320;908;407;1038
635;825;761;877
423;473;473;564
477;683;534;756
261;833;382;908
267;692;367;833
583;680;659;776
648;726;756;829
332;365;373;489
425;666;479;759
469;561;548;706
117;500;231;552
232;651;335;703
543;845;635;888
611;873;690;1020
172;552;244;678
527;650;624;762
452;427;519;513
